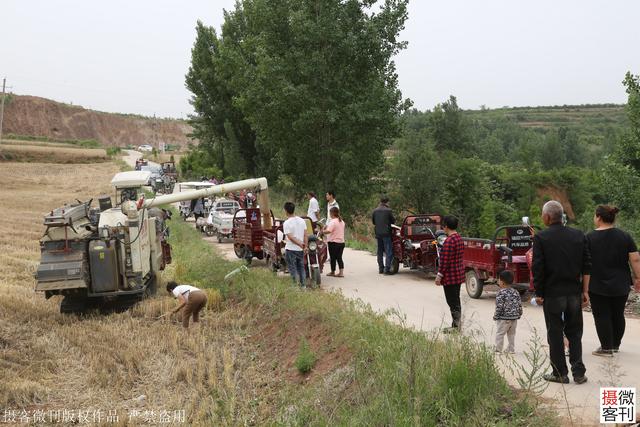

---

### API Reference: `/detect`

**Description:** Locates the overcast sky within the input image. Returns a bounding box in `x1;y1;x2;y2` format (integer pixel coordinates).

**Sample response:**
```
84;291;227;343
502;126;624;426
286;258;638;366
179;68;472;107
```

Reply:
1;0;639;118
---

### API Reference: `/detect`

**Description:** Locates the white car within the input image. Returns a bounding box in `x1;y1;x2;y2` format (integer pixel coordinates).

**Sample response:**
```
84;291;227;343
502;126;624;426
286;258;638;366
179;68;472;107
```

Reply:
138;144;154;152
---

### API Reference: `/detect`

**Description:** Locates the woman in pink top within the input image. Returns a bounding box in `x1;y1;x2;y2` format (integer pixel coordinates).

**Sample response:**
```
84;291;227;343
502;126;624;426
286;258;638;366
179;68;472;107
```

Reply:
324;207;346;277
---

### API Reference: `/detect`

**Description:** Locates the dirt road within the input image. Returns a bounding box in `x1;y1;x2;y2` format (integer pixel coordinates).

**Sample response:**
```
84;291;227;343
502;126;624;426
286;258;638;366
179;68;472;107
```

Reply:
123;149;159;168
205;237;640;424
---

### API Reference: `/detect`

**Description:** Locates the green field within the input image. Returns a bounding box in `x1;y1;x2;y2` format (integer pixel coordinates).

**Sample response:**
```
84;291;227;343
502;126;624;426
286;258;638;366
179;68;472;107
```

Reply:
464;104;627;137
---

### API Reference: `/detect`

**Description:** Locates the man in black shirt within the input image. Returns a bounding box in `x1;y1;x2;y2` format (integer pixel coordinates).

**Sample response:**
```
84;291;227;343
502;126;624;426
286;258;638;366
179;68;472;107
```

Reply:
372;196;395;275
533;200;591;384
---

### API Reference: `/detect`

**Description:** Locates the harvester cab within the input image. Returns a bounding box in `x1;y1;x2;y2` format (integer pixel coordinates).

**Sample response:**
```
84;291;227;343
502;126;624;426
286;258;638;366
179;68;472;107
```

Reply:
35;171;270;313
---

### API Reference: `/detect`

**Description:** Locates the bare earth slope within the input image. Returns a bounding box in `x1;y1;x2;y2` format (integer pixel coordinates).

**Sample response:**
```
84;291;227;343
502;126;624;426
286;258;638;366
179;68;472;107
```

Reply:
2;94;194;148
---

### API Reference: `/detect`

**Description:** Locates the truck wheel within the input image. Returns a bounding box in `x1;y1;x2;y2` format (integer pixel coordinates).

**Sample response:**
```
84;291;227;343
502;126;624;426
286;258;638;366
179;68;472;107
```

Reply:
234;244;245;259
465;270;484;299
205;227;215;237
390;257;400;274
312;267;321;287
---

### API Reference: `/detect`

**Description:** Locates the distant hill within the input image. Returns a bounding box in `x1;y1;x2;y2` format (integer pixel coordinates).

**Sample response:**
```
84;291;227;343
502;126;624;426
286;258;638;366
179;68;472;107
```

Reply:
1;94;196;148
464;104;627;137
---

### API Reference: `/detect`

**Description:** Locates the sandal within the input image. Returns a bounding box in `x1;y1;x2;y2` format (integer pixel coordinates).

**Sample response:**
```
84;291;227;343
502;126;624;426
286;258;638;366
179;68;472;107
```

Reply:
327;272;336;277
336;273;344;278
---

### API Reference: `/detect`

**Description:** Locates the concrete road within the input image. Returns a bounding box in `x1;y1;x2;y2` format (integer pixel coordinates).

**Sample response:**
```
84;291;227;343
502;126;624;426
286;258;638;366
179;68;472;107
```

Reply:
125;147;638;424
206;236;640;425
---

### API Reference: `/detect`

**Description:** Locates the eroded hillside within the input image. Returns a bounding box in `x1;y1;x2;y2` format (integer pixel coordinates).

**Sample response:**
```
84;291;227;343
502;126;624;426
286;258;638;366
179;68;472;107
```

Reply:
2;94;195;148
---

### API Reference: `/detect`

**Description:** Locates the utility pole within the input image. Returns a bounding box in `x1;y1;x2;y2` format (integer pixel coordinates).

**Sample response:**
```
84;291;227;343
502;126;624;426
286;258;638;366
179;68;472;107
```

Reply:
0;78;6;144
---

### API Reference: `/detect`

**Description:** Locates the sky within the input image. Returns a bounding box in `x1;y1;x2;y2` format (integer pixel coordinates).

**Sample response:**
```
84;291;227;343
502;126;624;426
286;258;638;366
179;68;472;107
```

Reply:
1;0;639;118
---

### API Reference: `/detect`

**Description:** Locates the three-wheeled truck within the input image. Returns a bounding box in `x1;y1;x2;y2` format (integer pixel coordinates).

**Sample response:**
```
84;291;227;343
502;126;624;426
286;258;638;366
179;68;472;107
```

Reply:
389;214;445;275
232;208;269;263
462;225;538;299
262;217;327;286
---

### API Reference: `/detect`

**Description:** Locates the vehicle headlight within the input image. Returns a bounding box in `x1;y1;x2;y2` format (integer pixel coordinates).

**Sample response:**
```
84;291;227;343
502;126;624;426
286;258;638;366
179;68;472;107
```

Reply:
308;241;318;251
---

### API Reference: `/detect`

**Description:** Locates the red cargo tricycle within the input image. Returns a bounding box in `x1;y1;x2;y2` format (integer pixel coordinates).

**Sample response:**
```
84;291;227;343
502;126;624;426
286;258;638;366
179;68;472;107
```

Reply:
462;225;539;299
390;214;445;276
232;208;271;264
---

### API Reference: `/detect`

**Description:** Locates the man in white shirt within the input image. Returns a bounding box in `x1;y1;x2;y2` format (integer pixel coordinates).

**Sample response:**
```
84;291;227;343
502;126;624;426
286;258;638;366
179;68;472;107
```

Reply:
326;191;339;220
307;192;320;223
283;202;308;288
166;281;208;328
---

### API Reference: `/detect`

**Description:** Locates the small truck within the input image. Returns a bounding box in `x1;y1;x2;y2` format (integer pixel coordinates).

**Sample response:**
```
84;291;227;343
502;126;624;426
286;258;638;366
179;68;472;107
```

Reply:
206;198;240;242
462;225;538;298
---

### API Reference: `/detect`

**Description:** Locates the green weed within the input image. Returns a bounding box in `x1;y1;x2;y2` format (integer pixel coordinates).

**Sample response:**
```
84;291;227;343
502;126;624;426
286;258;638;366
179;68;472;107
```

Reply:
295;338;317;374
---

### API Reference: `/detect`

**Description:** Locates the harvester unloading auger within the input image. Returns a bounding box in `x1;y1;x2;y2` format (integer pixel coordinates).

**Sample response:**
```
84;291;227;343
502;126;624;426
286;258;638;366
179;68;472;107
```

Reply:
35;171;270;313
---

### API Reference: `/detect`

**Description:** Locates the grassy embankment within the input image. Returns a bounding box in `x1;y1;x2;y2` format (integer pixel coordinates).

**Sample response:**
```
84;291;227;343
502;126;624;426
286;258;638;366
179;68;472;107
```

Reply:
168;211;557;425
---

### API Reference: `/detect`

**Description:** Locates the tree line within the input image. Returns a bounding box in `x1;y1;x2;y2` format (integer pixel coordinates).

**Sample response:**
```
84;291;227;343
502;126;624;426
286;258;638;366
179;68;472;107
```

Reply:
183;0;410;211
181;2;639;240
389;76;638;239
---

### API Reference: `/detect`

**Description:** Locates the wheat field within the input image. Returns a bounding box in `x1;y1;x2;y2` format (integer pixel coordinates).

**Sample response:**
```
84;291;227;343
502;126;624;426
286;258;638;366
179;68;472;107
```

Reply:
0;144;108;163
0;161;274;425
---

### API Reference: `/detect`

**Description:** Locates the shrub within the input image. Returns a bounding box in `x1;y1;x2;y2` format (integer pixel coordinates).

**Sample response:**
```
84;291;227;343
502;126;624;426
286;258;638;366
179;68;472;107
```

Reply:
106;146;122;156
295;338;317;375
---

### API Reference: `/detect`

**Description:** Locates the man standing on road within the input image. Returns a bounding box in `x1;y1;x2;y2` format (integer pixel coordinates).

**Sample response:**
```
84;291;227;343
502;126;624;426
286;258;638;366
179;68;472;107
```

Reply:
533;200;591;385
307;192;320;223
435;216;465;332
326;191;339;220
283;202;308;288
372;196;395;275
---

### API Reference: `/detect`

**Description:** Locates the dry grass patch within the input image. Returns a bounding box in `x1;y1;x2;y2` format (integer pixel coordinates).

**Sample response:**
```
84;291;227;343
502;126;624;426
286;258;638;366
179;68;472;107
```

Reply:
0;144;108;163
0;161;307;425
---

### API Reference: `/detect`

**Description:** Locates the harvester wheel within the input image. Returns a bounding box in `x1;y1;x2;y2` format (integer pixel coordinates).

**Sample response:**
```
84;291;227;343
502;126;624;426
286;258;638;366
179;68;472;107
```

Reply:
60;296;87;314
146;272;158;296
465;270;484;299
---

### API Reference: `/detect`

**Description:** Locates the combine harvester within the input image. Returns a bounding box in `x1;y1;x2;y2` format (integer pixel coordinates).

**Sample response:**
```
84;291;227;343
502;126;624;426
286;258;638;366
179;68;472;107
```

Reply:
35;171;271;313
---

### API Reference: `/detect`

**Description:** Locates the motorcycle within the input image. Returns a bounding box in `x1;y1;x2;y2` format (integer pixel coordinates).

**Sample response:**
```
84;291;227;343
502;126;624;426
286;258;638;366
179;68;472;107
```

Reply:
305;218;327;288
196;216;216;236
306;234;323;287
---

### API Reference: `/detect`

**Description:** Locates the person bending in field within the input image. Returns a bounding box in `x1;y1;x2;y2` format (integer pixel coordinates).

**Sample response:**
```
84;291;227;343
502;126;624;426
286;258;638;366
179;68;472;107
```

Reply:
166;281;207;328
